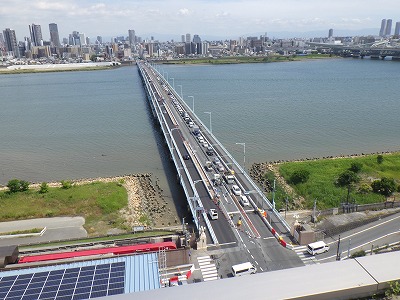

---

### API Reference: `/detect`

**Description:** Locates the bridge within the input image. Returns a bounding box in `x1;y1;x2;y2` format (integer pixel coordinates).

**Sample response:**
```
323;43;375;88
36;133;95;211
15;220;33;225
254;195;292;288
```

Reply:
136;61;300;271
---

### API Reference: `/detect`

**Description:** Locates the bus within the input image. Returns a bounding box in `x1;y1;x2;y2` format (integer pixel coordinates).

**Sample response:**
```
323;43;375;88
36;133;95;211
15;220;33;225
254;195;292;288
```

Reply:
231;262;257;277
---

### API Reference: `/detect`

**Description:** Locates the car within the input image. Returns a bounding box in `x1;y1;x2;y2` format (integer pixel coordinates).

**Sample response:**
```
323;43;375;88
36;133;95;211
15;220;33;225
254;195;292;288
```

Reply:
206;150;214;156
213;157;220;165
216;163;225;172
183;154;190;160
232;185;241;196
239;195;250;206
208;209;218;220
204;163;213;172
202;141;209;147
188;122;194;128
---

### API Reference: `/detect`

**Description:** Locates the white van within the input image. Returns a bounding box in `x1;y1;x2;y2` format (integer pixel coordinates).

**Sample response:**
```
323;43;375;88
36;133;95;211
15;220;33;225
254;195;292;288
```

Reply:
307;241;329;255
231;262;257;277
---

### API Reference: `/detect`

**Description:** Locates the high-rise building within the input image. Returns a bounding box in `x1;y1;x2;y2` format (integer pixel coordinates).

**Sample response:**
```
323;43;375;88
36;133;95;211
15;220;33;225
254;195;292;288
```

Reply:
79;33;86;46
193;34;201;43
0;32;5;48
128;29;136;46
385;19;392;36
3;28;20;57
185;33;191;43
29;23;43;46
181;35;185;43
379;19;387;37
49;23;60;47
328;28;333;38
96;36;102;44
394;22;400;37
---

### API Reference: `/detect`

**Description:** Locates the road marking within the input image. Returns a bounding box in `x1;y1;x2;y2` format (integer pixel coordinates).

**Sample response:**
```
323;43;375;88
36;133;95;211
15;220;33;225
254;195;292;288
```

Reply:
255;261;259;265
292;245;320;265
196;255;218;282
262;237;277;240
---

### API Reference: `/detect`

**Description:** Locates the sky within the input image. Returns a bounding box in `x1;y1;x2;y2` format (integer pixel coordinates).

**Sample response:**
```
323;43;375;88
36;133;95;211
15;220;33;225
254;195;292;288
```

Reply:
1;0;399;41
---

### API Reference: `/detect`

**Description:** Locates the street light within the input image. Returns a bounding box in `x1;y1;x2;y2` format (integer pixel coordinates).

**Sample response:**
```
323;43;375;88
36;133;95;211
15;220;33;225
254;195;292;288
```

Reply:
170;77;175;89
188;96;195;113
164;71;168;81
204;111;212;133
177;85;183;99
236;142;246;171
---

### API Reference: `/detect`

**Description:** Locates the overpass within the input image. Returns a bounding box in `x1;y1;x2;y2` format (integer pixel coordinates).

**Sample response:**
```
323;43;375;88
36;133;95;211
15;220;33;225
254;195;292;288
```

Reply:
137;61;293;252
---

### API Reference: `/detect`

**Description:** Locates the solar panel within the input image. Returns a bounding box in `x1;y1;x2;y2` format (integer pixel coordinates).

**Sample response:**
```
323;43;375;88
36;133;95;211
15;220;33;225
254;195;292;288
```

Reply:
0;261;126;300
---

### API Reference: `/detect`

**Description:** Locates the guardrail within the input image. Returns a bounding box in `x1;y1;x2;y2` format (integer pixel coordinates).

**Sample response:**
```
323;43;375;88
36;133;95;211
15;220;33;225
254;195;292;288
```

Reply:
138;63;219;245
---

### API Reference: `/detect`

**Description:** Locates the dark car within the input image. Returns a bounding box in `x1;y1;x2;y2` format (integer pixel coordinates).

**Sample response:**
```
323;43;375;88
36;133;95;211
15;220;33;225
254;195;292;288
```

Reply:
183;154;190;160
206;150;214;156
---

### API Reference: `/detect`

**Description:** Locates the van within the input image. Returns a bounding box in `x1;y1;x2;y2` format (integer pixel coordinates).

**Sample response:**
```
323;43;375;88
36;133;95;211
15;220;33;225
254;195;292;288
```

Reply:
223;175;235;184
231;262;257;277
307;241;329;255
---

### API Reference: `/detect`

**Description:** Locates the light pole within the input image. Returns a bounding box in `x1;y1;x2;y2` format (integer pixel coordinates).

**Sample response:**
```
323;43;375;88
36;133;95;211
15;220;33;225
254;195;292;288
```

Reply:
177;85;183;99
170;77;174;89
164;71;168;82
204;111;212;133
188;96;195;113
236;142;246;171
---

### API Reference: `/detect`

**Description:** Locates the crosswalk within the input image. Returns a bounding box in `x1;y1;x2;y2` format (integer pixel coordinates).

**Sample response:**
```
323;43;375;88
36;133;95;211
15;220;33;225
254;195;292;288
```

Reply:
293;245;320;265
197;255;219;281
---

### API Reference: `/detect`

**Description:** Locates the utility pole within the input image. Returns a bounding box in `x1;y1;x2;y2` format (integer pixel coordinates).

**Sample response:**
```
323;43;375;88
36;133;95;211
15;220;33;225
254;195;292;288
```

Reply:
285;197;288;219
336;235;341;261
272;179;276;210
312;198;317;223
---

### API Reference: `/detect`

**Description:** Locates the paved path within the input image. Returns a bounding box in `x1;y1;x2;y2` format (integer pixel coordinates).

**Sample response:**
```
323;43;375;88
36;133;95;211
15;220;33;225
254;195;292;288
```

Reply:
0;217;87;247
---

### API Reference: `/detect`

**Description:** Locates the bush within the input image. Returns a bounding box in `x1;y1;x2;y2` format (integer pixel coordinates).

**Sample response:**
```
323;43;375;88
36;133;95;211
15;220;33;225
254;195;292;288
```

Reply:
351;249;366;258
60;180;72;189
7;179;30;193
358;183;372;194
289;169;310;185
377;154;384;164
349;162;362;173
371;177;397;197
39;182;49;194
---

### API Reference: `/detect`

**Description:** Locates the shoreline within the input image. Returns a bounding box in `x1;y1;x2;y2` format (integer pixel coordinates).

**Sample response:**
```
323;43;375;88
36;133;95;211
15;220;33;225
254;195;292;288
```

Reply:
0;174;180;231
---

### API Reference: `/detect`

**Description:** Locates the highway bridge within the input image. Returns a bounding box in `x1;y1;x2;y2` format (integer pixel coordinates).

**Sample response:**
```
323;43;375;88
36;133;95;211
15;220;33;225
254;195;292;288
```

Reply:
137;61;302;271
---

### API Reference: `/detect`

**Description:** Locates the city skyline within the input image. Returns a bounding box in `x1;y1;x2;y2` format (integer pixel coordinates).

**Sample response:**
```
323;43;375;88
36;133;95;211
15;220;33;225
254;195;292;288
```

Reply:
1;0;399;41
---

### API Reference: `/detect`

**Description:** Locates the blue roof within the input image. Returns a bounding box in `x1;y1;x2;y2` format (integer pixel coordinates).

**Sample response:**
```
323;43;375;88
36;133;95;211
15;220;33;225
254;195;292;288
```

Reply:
0;253;160;299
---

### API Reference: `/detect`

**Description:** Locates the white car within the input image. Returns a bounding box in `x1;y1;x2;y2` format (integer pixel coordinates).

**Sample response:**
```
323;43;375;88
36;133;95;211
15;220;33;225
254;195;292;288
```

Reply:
209;209;218;220
232;185;242;196
216;163;225;172
239;195;250;206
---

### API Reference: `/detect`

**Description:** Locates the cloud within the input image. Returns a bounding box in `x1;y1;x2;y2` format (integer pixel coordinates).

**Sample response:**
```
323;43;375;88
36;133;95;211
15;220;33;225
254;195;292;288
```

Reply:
178;8;190;16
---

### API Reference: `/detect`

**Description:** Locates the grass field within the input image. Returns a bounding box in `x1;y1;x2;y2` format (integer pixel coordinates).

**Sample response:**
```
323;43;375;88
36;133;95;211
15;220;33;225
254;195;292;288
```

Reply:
0;182;128;235
159;54;333;65
277;153;400;210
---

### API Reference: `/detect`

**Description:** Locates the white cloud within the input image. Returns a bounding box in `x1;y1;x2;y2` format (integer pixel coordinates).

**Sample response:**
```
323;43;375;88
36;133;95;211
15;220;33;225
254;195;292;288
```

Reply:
178;8;190;16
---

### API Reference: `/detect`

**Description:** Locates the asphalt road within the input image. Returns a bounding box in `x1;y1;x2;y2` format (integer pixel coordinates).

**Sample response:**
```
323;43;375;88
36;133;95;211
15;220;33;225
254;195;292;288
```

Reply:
0;217;87;247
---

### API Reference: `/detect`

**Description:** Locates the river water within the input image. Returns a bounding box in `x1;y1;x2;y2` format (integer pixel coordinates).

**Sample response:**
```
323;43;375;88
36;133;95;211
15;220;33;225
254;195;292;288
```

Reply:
0;59;399;207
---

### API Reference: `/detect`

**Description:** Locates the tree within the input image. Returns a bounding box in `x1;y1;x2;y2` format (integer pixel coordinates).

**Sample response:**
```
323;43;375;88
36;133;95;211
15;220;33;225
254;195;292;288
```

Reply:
39;182;49;194
371;177;397;197
377;154;384;164
349;162;362;173
289;169;310;185
7;179;21;193
336;170;360;204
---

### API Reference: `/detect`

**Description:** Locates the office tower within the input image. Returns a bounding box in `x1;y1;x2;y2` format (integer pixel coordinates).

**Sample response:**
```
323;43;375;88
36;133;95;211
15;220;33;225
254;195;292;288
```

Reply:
97;36;102;44
128;29;136;46
185;33;191;43
29;23;43;46
49;23;61;47
3;28;20;57
193;34;201;43
181;35;185;43
385;19;392;36
0;32;5;48
394;22;400;37
328;28;333;38
379;19;386;37
79;33;86;45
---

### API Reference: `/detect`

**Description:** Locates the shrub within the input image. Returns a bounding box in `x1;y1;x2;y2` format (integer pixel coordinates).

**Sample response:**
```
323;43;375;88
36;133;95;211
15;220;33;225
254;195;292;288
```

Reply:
289;169;310;185
377;154;384;164
39;182;49;194
7;179;21;193
371;177;397;197
60;180;72;189
349;162;362;173
351;250;366;258
358;183;372;194
19;180;30;191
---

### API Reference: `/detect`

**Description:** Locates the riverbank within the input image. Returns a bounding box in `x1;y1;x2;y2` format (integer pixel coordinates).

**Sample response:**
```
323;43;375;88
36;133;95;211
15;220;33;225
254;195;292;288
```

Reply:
0;174;180;236
157;54;335;65
0;62;121;75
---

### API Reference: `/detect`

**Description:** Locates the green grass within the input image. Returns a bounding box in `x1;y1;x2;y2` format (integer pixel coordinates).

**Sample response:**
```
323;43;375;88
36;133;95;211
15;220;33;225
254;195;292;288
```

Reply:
159;54;333;65
0;182;128;235
18;231;176;250
278;153;400;209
